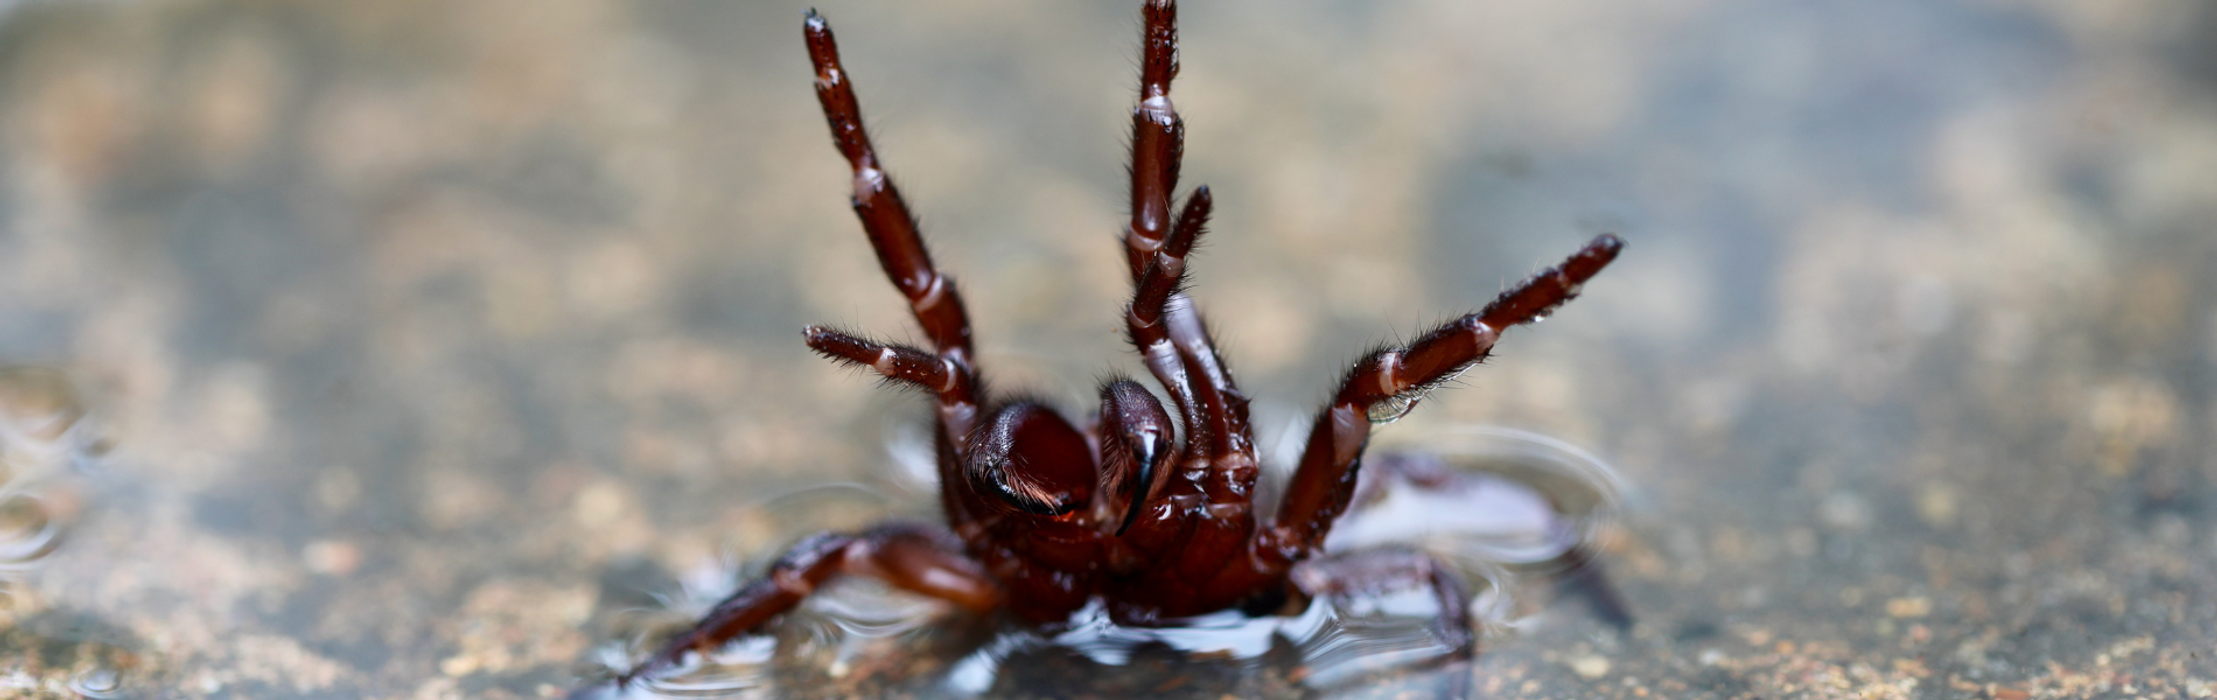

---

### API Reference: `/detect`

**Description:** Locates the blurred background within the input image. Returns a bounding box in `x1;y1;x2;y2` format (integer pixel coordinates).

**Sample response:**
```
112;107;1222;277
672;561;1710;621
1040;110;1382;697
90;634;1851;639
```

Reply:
0;0;2211;697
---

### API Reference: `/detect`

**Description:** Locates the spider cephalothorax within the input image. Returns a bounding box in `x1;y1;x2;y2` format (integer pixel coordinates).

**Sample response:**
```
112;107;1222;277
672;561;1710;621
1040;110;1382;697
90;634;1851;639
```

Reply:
610;0;1621;691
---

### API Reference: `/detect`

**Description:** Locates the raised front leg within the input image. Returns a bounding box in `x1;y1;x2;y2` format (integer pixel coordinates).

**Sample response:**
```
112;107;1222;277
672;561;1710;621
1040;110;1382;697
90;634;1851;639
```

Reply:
803;11;989;535
1117;0;1255;484
1110;2;1265;605
805;11;976;368
613;522;998;689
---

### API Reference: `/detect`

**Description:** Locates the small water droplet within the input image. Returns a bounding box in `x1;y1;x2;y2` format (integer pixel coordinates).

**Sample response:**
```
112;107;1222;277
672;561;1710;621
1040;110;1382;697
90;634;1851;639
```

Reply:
0;493;64;563
70;667;122;699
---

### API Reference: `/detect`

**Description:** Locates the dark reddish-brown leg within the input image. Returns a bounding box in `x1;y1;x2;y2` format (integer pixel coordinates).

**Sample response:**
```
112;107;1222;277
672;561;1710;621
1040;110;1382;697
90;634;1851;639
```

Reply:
615;522;998;688
805;10;973;365
804;326;989;526
1266;235;1625;564
804;326;974;398
805;11;989;526
1125;190;1210;448
1123;0;1185;278
1120;0;1204;454
1111;0;1203;559
1120;0;1252;476
1115;0;1261;601
1291;548;1476;698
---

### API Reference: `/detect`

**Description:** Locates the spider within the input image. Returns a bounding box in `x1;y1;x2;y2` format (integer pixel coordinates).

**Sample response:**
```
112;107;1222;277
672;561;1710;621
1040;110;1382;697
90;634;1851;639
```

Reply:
606;0;1621;693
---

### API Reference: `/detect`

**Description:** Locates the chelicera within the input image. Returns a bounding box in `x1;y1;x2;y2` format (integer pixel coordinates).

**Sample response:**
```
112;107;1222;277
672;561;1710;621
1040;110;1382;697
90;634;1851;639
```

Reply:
611;0;1621;691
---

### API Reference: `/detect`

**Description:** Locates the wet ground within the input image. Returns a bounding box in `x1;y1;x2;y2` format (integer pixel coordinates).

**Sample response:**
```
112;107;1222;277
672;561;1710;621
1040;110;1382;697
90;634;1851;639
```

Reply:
0;0;2213;698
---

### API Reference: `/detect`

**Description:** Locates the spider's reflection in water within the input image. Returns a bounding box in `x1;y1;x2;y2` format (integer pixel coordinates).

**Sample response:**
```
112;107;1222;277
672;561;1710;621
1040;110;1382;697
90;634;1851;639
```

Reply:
593;427;1624;700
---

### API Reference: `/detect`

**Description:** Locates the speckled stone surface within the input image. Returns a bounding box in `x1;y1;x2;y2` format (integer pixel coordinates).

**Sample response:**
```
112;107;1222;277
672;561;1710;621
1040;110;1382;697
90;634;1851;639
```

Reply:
0;0;2211;698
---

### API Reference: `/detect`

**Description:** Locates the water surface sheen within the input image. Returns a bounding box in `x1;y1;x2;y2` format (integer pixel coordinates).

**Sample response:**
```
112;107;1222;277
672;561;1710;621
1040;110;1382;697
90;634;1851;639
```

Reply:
582;428;1622;699
0;368;128;696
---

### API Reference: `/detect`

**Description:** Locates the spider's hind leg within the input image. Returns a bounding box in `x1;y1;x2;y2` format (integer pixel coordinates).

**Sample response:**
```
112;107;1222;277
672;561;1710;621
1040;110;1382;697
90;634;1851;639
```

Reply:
612;522;997;689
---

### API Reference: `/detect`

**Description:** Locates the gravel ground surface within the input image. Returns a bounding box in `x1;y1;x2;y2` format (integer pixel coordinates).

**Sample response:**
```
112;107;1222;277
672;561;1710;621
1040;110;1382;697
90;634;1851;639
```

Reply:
0;0;2211;698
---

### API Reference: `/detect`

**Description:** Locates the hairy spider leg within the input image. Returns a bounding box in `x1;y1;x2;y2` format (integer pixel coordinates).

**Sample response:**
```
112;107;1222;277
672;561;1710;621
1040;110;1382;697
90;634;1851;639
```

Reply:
1119;0;1206;464
1123;0;1185;278
1261;234;1625;574
1122;0;1257;474
804;327;972;395
615;522;998;688
806;12;1110;625
802;326;995;528
1111;187;1206;538
1115;0;1265;608
804;11;991;529
1291;548;1477;698
1126;0;1257;484
1118;190;1205;548
1125;189;1209;443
